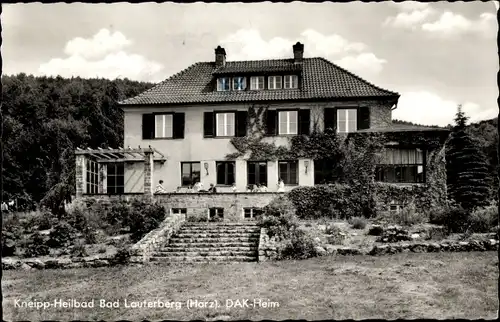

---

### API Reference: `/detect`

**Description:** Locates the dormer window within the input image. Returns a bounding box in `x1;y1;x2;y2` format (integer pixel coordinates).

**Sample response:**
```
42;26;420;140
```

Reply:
268;76;282;90
284;75;298;89
250;76;265;90
217;77;230;91
232;77;246;91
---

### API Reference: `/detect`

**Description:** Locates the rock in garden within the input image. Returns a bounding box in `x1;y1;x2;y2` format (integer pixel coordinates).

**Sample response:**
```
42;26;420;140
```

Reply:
20;263;33;270
325;245;336;254
2;258;21;270
25;258;45;269
410;233;420;240
314;246;327;256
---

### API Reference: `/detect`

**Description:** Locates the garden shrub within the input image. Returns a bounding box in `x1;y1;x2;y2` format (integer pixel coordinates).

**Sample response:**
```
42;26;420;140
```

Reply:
430;203;470;233
279;229;319;260
24;233;50;258
113;247;131;265
382;201;429;227
106;200;132;228
258;196;318;260
258;196;299;238
467;204;498;233
47;221;77;248
70;241;88;257
2;231;18;257
287;184;376;220
348;216;367;229
325;225;347;245
368;225;384;236
128;199;167;242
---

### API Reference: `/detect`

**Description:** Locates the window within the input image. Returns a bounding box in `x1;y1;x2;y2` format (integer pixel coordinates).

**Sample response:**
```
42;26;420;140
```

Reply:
389;204;402;214
216;112;235;137
284;75;298;89
243;207;263;220
250;76;265;90
268;76;282;90
86;159;98;194
279;161;298;185
209;208;224;221
247;161;267;186
143;113;184;140
155;114;173;138
232;77;246;91
278;111;298;135
216;161;235;185
376;148;425;183
337;109;357;133
314;159;337;184
181;162;201;186
107;163;124;194
171;208;187;215
217;77;230;91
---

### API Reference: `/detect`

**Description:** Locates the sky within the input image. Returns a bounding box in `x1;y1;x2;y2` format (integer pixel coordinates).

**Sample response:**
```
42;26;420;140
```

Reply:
2;1;498;126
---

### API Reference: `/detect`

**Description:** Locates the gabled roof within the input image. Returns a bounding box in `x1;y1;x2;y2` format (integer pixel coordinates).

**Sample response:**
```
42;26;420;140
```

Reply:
119;57;399;106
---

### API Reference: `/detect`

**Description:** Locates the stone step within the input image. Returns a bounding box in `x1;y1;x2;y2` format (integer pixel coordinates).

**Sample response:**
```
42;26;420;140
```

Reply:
153;250;257;257
178;227;261;233
175;232;260;238
183;222;259;227
169;236;259;243
167;242;258;248
150;256;257;263
160;246;258;252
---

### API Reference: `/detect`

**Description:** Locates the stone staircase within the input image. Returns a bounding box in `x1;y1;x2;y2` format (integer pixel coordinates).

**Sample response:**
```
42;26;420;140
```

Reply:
150;222;261;263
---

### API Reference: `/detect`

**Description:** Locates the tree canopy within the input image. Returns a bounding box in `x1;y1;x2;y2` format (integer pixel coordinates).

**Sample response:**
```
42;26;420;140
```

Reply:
446;106;492;209
2;74;154;211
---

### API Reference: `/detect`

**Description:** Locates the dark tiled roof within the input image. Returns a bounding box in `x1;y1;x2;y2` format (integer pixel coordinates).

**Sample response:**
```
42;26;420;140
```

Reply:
119;57;399;106
356;123;450;133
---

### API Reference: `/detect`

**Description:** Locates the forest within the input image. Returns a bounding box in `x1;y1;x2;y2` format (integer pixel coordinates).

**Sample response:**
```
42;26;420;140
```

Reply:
2;74;153;210
2;74;498;210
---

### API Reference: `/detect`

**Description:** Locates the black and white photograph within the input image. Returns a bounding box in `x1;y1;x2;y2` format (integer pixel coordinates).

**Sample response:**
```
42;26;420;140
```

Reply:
1;1;499;320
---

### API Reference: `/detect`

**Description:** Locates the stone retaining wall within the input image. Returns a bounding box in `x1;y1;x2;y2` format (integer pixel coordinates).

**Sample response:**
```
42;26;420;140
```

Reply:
3;238;498;270
258;228;280;261
155;193;277;221
129;212;186;263
79;192;278;222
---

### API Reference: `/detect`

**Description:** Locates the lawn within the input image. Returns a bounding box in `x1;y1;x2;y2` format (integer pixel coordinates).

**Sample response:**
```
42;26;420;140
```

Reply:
2;252;498;320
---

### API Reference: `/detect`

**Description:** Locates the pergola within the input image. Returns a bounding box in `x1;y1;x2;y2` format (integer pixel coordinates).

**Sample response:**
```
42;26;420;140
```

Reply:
75;146;167;197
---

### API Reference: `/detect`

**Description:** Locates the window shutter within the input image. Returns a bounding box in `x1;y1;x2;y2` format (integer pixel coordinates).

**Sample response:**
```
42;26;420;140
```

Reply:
265;110;277;136
203;112;214;137
173;113;185;139
235;111;248;137
142;114;155;139
324;108;337;132
357;106;370;130
298;109;311;135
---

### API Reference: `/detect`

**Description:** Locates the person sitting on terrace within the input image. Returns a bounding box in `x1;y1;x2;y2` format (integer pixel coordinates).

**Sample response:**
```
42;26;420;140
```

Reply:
155;180;167;194
175;186;182;193
277;178;285;192
208;183;217;193
255;183;262;192
231;182;238;193
260;183;268;192
193;181;203;192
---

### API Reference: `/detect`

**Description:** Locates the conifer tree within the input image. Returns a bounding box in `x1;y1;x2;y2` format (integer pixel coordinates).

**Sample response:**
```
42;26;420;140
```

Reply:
446;105;491;210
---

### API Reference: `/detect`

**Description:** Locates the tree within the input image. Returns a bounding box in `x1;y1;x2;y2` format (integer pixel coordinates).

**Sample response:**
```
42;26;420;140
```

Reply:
446;105;491;210
1;74;154;211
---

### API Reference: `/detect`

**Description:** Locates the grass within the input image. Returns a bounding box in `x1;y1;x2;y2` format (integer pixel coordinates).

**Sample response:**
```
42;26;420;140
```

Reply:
2;252;498;320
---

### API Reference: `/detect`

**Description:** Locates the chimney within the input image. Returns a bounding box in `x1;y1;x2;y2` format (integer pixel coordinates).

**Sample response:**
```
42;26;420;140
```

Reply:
215;45;226;67
293;42;304;64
